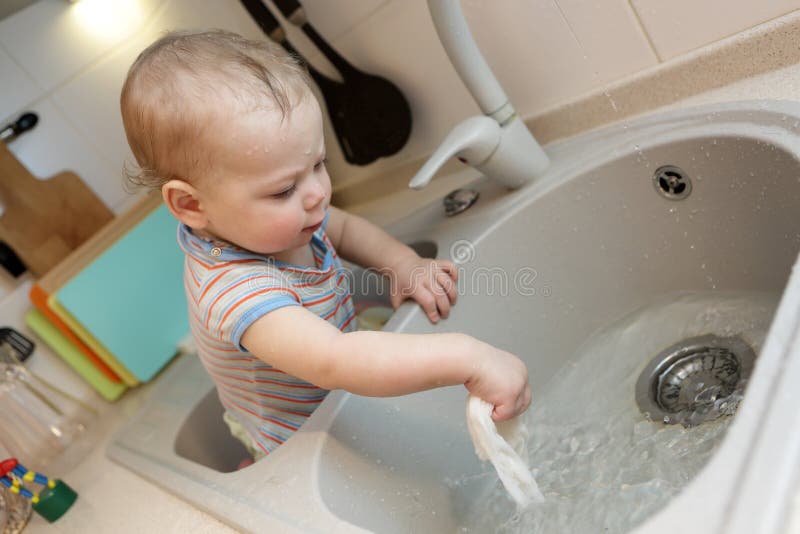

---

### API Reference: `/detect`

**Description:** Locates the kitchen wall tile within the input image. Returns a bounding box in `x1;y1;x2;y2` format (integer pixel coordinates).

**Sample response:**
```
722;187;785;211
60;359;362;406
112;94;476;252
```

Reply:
146;0;264;39
0;0;39;22
272;0;389;41
50;0;266;205
320;0;658;187
462;0;658;113
6;0;792;204
631;0;800;60
5;98;128;211
0;43;41;122
0;0;161;93
50;31;156;203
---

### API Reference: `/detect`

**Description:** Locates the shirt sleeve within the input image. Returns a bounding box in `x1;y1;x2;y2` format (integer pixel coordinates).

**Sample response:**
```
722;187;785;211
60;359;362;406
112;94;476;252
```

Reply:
199;262;301;350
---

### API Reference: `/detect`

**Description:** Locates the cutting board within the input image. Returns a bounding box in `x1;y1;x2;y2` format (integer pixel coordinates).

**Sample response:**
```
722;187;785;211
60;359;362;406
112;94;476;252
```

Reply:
30;283;122;383
47;294;138;386
0;141;114;277
25;309;127;402
29;191;162;386
55;204;189;383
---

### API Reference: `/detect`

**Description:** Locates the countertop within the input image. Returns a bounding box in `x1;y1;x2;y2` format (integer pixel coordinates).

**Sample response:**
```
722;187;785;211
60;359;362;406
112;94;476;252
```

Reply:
9;60;800;534
23;382;237;534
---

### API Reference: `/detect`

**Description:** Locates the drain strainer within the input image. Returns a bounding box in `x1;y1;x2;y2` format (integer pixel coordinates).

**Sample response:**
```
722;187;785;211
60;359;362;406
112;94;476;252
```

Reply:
635;334;756;427
653;165;692;200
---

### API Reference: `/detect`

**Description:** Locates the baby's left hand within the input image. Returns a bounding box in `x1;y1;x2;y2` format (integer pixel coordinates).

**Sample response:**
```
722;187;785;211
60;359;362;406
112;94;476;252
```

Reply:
389;255;458;323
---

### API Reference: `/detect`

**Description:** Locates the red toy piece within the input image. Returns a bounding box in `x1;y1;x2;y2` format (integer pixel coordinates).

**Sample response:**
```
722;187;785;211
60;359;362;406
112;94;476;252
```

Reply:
0;458;18;477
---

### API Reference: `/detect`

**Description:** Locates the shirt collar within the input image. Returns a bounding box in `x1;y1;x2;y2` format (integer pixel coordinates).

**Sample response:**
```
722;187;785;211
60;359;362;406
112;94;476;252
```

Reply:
177;224;263;263
176;209;331;267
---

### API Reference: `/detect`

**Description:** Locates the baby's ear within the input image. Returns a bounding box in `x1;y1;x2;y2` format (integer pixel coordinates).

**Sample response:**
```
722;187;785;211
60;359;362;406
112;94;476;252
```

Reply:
162;179;208;229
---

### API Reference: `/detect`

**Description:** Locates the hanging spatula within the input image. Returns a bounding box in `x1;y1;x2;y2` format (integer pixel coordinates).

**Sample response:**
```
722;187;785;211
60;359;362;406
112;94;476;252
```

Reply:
241;0;412;165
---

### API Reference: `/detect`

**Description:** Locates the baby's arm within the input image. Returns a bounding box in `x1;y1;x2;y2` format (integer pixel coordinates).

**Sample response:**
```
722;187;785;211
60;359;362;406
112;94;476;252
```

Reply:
241;306;531;421
326;206;458;323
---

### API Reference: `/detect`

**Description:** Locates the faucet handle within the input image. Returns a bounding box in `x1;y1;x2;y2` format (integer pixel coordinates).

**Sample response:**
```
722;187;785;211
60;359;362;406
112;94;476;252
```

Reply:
409;116;500;189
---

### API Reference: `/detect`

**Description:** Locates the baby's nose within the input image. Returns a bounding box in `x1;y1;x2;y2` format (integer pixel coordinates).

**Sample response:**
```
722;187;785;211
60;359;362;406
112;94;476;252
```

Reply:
303;179;326;210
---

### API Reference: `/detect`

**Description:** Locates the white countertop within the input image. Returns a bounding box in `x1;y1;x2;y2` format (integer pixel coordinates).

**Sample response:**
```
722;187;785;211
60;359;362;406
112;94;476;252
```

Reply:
23;385;236;534
7;61;800;533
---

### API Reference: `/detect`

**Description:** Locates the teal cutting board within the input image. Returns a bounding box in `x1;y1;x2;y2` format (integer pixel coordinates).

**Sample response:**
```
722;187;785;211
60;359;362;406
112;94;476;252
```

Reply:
57;205;187;382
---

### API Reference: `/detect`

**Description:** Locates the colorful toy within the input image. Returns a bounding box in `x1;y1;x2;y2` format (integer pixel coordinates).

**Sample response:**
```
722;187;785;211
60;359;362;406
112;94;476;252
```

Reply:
0;458;77;523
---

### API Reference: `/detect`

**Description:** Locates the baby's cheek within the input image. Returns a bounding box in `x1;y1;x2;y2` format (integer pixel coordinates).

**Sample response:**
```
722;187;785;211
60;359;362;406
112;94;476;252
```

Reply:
272;210;304;241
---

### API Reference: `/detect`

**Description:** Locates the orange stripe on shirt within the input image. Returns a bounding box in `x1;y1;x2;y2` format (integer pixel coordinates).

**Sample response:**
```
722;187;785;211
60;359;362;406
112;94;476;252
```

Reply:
216;286;301;336
205;276;299;329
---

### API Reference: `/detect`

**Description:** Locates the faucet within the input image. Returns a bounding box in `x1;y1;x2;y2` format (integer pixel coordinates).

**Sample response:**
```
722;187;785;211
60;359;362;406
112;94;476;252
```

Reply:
409;0;550;190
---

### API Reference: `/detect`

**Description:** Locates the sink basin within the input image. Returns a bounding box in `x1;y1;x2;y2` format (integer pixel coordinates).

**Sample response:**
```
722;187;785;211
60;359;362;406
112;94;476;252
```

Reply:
108;100;800;533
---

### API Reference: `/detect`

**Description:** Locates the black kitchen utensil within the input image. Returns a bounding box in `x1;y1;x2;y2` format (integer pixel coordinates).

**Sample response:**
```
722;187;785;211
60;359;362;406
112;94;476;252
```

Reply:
239;0;338;93
0;240;26;277
0;112;39;277
0;112;38;143
240;0;412;165
0;326;35;363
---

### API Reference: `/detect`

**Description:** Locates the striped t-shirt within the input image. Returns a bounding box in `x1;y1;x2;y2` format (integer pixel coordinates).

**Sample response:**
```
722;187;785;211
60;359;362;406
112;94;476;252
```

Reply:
177;210;356;456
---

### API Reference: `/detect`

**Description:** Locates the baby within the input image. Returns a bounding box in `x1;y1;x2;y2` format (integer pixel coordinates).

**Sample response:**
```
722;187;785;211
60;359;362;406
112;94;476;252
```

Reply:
120;29;530;460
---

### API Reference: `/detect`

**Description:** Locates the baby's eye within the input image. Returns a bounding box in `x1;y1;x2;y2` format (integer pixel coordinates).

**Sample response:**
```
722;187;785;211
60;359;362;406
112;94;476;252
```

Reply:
313;157;328;172
272;185;296;199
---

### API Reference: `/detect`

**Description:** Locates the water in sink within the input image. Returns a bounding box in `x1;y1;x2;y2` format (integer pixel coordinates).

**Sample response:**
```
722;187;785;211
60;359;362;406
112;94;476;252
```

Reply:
453;290;778;533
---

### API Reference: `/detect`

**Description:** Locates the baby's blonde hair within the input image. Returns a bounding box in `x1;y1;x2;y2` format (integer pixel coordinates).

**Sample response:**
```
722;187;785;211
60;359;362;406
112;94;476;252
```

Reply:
121;29;311;191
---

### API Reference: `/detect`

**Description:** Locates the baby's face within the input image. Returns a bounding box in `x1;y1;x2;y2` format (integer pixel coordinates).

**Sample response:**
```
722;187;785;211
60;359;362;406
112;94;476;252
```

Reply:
196;95;331;256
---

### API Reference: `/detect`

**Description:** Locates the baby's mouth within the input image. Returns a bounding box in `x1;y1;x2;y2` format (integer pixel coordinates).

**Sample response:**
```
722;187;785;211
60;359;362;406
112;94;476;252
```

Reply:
303;221;323;233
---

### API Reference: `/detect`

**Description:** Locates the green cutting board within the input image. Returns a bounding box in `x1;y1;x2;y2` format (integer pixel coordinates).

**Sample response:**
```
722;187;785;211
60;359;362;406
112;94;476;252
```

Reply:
57;205;188;382
25;309;127;401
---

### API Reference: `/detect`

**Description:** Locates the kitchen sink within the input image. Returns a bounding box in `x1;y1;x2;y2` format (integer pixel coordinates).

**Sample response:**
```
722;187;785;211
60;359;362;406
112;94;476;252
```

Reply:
108;100;800;533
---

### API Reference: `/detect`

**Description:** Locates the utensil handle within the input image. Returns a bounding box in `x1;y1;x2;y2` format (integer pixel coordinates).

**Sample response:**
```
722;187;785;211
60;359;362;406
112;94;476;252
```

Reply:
239;0;283;41
238;0;336;88
300;23;357;78
270;0;358;77
272;0;302;22
0;112;38;143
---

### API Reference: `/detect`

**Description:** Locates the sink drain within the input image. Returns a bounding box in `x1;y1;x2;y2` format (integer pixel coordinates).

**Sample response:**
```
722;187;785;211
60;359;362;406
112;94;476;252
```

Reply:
635;334;756;427
653;165;692;200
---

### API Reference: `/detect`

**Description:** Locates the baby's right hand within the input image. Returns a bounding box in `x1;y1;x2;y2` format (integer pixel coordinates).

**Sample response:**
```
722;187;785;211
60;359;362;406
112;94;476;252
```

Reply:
463;338;531;422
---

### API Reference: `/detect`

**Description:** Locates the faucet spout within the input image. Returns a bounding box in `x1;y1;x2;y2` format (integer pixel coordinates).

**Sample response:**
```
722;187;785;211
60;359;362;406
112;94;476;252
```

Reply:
409;116;500;190
410;0;550;190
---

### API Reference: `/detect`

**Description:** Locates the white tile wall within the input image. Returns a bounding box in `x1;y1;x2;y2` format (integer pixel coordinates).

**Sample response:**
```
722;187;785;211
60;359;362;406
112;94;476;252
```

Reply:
49;36;149;208
0;44;41;121
463;0;658;113
289;0;389;41
631;0;800;60
317;0;658;186
0;0;161;93
0;0;797;217
148;0;263;39
49;0;267;210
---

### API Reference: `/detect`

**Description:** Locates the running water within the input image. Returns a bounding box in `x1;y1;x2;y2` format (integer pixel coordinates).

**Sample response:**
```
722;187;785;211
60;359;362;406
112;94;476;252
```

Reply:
453;291;779;533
